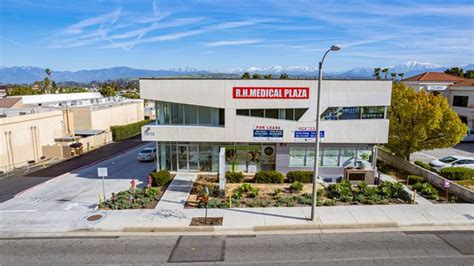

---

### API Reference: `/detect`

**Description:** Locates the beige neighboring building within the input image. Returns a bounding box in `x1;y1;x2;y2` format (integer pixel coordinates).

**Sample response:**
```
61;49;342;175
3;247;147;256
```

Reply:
71;100;144;131
403;72;474;133
0;108;73;173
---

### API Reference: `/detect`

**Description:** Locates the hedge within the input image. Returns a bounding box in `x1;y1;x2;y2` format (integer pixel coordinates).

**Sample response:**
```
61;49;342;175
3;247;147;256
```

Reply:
253;170;284;183
226;171;244;183
440;167;474;180
286;171;313;183
407;175;424;185
414;161;433;171
111;119;153;141
150;170;172;187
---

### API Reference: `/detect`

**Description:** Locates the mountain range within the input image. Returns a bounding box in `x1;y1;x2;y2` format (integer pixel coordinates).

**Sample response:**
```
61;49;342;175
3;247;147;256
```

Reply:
1;61;473;84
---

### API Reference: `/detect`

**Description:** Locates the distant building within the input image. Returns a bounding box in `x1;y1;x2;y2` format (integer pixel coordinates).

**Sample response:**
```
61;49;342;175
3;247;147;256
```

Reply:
403;72;474;132
0;92;145;173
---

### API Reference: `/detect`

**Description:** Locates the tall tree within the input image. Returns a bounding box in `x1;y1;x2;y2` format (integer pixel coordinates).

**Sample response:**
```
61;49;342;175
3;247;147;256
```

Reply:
386;83;467;160
373;68;381;80
382;68;389;80
444;67;464;77
99;86;116;97
43;77;51;93
263;74;273;79
279;73;289;79
45;68;52;93
241;72;250;79
390;72;397;80
464;70;474;79
252;73;262;79
398;73;405;80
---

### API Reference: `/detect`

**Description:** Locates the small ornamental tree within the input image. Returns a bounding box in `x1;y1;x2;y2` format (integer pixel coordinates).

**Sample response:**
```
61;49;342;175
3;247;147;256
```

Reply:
387;83;467;160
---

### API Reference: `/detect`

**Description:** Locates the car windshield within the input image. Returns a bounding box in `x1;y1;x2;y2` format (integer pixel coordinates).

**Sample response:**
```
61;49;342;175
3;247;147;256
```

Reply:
140;149;153;154
439;156;458;163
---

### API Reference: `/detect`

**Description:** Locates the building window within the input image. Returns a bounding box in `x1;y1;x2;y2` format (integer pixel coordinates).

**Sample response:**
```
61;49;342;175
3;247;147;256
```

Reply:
156;101;224;126
289;146;372;168
236;108;308;121
289;147;306;167
321;106;386;120
453;96;468;107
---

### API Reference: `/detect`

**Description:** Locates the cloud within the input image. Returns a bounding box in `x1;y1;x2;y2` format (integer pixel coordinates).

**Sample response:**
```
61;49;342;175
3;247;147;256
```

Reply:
64;8;122;34
204;39;263;47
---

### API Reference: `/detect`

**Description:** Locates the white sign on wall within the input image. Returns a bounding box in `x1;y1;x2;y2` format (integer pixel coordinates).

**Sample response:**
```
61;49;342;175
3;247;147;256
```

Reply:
426;85;448;91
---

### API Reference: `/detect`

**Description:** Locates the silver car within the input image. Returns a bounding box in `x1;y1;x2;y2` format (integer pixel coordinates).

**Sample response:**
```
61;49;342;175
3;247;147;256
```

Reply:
137;147;156;162
429;155;474;171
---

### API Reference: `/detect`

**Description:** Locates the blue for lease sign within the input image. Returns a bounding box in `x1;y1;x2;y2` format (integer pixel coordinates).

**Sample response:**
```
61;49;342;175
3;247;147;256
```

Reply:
294;130;325;139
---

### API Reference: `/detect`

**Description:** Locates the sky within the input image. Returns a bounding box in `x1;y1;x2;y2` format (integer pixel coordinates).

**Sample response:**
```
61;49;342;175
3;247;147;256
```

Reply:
0;0;473;71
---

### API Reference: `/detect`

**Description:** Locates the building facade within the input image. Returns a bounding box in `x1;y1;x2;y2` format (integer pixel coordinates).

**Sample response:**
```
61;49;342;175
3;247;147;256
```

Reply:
403;72;474;131
140;79;392;177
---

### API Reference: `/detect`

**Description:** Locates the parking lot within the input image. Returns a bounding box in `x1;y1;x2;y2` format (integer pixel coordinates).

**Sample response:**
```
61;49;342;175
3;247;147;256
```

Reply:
410;143;474;163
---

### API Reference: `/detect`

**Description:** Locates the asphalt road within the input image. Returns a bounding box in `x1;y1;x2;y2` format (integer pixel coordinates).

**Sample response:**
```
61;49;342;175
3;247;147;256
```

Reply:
0;231;473;265
411;143;474;163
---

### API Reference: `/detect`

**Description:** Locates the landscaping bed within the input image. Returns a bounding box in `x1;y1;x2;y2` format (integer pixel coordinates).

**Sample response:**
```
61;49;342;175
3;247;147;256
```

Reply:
186;171;413;209
99;171;174;210
190;217;223;226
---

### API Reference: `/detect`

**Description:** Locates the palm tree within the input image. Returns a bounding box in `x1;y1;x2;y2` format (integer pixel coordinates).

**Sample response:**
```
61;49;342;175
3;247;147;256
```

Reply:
398;73;404;80
45;68;52;93
373;68;381;80
381;68;389;80
390;72;397;80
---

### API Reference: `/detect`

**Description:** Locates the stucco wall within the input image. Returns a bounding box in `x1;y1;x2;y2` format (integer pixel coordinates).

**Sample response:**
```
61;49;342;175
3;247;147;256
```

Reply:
140;79;391;144
0;110;64;172
90;101;144;131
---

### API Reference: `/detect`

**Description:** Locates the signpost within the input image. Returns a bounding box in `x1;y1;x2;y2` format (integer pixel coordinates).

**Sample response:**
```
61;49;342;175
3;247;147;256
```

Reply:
97;167;108;201
444;180;450;202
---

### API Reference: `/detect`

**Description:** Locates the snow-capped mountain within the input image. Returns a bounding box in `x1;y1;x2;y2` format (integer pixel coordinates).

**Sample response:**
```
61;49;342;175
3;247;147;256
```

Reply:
1;61;471;84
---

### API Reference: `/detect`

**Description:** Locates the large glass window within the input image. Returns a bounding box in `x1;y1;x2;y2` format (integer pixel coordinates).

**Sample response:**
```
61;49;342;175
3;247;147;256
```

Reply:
322;148;339;166
357;149;372;167
339;148;356;167
289;147;306;167
199;145;212;172
236;108;307;121
156;101;224;126
184;105;198;124
321;106;386;120
453;96;468;107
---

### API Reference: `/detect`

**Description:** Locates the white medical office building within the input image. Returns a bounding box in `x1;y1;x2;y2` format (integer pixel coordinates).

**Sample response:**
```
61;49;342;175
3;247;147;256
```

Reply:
140;79;392;178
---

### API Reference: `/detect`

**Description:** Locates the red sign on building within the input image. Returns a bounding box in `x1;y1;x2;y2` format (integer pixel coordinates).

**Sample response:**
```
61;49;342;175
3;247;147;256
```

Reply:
233;87;309;99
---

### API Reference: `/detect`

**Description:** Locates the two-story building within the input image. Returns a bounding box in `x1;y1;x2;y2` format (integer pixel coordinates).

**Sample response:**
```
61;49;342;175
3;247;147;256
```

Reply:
140;79;392;178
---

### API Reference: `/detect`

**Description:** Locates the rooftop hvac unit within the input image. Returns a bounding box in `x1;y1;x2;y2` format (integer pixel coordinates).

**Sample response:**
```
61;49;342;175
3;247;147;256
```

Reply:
19;112;27;115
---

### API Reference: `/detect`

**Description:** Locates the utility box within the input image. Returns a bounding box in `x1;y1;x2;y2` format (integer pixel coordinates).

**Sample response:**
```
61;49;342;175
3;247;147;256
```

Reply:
343;167;375;185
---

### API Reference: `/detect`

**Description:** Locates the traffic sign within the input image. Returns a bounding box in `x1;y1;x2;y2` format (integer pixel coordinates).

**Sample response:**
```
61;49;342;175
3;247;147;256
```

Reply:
98;167;108;177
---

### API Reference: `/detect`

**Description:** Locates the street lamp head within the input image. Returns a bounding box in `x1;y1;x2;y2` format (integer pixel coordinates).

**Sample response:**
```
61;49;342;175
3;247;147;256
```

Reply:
330;44;341;51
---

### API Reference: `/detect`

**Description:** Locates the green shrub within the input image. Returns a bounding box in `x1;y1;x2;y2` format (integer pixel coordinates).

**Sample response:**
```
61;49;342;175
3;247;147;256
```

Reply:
408;175;424;185
414;161;433;171
328;179;353;199
253;170;284;183
286;171;313;183
235;183;254;193
206;198;227;208
150;170;171;187
295;194;312;205
226;171;244;183
412;182;438;200
390;182;411;203
111;119;153;141
273;188;282;196
323;199;336;206
440;167;474;180
248;187;261;198
276;195;296;207
289;181;304;192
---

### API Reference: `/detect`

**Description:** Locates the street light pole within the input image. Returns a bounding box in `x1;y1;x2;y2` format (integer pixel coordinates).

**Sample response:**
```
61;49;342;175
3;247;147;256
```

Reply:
311;45;341;221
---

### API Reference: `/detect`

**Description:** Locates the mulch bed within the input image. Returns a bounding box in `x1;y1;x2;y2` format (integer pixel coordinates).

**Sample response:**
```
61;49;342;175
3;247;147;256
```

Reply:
190;217;223;226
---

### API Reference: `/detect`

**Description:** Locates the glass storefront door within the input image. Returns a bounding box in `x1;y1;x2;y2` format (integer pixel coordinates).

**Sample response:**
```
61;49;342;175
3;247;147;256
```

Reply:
188;145;199;171
177;145;188;171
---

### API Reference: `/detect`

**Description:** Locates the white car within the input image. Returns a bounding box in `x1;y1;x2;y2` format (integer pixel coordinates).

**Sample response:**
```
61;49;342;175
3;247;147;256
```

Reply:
429;155;474;171
137;147;156;162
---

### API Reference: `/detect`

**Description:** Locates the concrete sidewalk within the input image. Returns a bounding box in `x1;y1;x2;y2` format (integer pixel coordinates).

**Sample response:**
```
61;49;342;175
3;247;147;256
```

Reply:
90;203;474;232
155;173;198;210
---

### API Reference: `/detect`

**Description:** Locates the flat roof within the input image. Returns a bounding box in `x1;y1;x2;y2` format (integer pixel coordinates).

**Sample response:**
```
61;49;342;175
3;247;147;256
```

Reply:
139;77;392;81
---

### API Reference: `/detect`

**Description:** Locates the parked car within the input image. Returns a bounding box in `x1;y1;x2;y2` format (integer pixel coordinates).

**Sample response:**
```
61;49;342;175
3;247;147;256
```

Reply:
137;147;156;162
429;155;474;171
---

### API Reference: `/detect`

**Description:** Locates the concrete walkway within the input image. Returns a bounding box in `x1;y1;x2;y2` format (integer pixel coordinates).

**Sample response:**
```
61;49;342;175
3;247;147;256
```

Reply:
90;203;474;232
155;173;198;210
379;173;433;205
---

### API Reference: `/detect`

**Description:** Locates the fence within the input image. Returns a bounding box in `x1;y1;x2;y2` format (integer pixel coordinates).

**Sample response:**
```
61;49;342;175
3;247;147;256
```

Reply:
377;148;474;203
